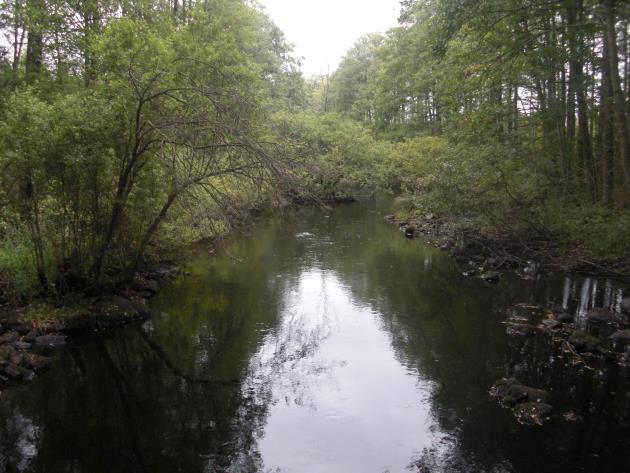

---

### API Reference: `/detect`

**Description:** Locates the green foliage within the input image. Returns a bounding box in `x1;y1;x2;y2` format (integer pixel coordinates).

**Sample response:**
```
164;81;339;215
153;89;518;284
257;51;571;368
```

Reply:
0;227;39;302
544;203;630;259
0;0;308;300
274;111;392;198
321;0;630;260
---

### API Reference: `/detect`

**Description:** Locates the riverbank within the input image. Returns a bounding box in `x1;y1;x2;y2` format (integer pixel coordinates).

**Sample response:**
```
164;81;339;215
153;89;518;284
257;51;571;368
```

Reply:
385;211;630;281
0;262;182;387
385;209;630;383
0;194;355;389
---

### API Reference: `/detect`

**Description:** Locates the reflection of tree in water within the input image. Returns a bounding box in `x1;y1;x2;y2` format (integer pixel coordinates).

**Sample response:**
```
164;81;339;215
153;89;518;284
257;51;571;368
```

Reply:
286;201;630;472
0;226;298;473
0;200;628;473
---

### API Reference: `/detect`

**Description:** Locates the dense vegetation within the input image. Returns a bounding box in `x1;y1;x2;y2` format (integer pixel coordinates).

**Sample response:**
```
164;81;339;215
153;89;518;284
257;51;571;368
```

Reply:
1;0;629;303
0;0;308;301
316;0;630;261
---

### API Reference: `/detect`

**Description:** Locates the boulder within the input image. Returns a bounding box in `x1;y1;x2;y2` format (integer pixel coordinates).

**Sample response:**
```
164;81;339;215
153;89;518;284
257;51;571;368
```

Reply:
97;295;148;319
22;353;52;372
586;308;617;324
542;319;561;330
485;257;499;268
513;402;553;426
556;312;574;323
9;323;32;335
610;329;630;343
131;277;159;295
35;335;67;349
505;323;538;337
3;363;35;381
64;295;149;332
550;305;566;314
480;271;501;283
0;331;20;345
0;345;15;361
11;341;32;350
569;330;601;353
490;378;550;407
23;330;37;343
9;351;23;365
152;264;178;279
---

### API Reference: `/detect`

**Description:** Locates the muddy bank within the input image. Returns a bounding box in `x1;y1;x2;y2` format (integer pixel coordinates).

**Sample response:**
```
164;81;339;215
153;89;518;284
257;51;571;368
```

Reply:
385;212;630;280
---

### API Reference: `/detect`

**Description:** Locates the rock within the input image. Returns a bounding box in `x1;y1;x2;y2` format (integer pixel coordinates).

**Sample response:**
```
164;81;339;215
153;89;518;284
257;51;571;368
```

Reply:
404;226;416;237
11;341;32;350
3;363;35;381
145;279;159;293
505;323;538;337
490;378;522;406
131;277;159;295
152;264;178;278
563;411;580;422
22;353;52;372
550;304;565;314
462;270;477;277
542;319;561;330
490;378;550;407
0;345;15;361
64;295;148;332
98;296;141;317
569;330;601;353
9;323;32;335
556;312;574;323
485;257;499;267
9;351;23;365
480;271;501;283
513;402;553;426
34;335;67;349
621;298;630;314
610;329;630;343
23;330;37;343
0;331;20;345
585;308;617;324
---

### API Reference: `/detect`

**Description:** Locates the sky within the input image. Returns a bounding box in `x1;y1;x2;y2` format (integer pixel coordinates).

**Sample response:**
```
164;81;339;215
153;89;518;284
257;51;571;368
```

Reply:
258;0;401;77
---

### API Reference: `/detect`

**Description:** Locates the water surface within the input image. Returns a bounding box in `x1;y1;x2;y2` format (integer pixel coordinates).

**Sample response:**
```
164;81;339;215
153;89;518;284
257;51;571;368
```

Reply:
1;198;629;473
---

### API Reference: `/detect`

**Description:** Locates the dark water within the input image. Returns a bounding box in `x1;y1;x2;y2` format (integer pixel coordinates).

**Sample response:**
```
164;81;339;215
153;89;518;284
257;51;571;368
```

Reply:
1;198;629;473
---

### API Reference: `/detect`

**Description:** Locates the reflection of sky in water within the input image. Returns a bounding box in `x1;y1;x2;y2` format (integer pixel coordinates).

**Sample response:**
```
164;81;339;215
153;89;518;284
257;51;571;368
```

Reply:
4;414;39;472
0;200;628;473
238;268;441;473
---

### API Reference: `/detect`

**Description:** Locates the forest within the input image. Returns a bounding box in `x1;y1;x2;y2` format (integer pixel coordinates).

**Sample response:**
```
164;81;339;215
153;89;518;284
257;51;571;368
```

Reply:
0;2;630;471
0;0;629;304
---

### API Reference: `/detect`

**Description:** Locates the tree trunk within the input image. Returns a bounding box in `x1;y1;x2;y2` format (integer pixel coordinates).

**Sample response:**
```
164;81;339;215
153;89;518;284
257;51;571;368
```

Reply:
600;37;615;203
25;0;44;83
603;0;630;186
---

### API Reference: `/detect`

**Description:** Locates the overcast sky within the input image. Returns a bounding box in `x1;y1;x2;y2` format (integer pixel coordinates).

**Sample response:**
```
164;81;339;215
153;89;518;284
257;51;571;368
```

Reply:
258;0;401;77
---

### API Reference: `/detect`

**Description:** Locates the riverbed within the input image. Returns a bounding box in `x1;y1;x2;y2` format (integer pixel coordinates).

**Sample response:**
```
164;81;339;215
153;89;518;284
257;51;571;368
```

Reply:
0;197;628;472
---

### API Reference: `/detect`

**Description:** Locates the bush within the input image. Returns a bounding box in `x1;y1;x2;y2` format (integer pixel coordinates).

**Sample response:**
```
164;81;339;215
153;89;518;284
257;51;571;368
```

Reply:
0;228;40;302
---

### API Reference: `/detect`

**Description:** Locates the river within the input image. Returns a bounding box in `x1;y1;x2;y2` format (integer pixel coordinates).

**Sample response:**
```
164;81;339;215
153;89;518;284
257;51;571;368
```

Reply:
0;197;629;472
